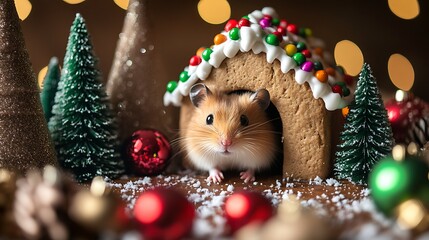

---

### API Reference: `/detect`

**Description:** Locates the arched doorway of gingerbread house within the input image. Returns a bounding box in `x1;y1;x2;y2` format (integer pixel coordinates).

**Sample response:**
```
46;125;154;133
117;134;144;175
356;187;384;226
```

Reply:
227;89;284;178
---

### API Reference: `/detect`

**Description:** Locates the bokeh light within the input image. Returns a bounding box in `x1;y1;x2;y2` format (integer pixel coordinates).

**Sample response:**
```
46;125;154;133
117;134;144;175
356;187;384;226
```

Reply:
388;54;415;91
63;0;85;4
334;40;364;76
38;65;48;89
198;0;231;24
388;0;420;20
14;0;32;21
113;0;129;10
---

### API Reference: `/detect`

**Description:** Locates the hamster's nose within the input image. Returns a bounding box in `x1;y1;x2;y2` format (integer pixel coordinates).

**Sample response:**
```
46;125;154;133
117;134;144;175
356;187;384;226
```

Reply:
221;139;232;147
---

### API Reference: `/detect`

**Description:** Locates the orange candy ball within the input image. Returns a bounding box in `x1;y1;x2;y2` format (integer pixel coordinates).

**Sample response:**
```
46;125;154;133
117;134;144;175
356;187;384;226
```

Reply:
196;47;205;57
214;34;227;45
342;107;349;118
315;70;328;83
325;67;336;76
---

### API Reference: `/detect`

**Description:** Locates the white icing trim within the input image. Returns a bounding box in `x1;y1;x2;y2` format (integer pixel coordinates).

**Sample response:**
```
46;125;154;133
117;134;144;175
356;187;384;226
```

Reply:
163;7;351;111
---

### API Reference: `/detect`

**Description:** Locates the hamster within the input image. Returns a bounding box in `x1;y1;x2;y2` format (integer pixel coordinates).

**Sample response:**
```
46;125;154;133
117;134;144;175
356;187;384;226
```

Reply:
182;83;278;183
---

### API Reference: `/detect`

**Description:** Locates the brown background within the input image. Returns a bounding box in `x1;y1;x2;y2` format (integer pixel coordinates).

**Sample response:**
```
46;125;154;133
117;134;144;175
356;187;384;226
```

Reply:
20;0;429;101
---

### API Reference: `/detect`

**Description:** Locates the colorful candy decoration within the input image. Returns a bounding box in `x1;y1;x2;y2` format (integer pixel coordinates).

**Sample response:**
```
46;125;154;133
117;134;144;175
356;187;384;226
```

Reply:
133;188;195;240
124;129;171;176
369;144;429;232
163;7;354;111
385;90;429;144
224;191;273;234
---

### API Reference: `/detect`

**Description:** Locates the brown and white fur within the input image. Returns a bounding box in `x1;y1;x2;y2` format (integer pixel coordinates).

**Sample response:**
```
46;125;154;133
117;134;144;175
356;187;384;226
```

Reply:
182;83;277;183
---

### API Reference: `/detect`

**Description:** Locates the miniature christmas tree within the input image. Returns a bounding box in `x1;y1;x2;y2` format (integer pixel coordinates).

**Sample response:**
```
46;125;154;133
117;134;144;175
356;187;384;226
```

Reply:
335;63;393;184
49;14;124;182
40;57;61;123
0;0;57;173
107;0;178;142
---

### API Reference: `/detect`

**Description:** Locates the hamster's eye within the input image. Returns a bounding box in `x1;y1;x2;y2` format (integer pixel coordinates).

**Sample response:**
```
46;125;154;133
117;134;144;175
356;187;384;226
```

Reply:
206;114;214;125
240;115;249;126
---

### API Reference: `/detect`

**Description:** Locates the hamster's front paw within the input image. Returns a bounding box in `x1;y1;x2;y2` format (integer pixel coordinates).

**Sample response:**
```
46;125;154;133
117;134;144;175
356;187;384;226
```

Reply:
207;168;224;183
240;169;255;183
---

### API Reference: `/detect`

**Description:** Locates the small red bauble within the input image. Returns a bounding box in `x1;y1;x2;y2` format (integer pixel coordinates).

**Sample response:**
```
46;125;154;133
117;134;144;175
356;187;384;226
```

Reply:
385;93;429;143
343;74;354;86
125;129;171;176
224;191;273;234
134;188;195;240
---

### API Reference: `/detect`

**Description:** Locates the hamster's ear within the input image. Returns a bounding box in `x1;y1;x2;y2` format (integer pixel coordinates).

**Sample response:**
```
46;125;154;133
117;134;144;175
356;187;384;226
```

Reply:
250;89;270;110
190;83;212;108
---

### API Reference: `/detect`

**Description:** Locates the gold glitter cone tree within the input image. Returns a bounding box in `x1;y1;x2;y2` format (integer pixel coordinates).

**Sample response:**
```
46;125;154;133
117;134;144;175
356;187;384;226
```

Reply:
107;0;178;143
0;0;57;173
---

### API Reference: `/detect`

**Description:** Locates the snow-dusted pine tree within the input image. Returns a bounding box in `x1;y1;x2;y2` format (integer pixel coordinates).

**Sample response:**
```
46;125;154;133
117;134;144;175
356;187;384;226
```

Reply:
49;14;124;182
335;63;393;184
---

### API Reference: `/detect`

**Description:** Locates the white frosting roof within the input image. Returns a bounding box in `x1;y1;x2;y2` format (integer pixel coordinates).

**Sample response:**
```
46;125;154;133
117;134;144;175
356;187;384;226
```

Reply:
163;7;352;111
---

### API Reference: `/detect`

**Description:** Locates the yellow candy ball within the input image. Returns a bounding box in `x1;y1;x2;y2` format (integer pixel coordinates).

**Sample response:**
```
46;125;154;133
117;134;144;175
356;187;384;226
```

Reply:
285;44;297;57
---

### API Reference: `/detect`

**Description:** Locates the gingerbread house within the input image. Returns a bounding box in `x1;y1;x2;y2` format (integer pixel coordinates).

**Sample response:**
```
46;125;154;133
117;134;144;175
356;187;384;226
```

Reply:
163;7;353;179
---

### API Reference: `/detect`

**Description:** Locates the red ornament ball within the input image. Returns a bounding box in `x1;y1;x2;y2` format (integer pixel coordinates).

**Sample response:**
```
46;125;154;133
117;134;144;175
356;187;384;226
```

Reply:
125;129;171;176
224;191;273;234
385;93;429;143
133;188;195;240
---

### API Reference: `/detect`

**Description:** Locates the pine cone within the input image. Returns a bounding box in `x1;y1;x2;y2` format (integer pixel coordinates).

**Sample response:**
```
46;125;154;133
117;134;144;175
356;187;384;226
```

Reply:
13;166;79;240
407;115;429;148
0;169;19;237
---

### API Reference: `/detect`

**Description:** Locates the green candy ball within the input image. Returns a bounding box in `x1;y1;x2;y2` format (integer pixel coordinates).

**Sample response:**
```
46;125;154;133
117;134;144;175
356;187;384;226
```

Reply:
296;42;306;52
313;61;323;71
179;71;189;82
202;48;213;62
166;81;178;93
265;34;279;46
369;156;429;216
229;27;240;40
292;53;306;65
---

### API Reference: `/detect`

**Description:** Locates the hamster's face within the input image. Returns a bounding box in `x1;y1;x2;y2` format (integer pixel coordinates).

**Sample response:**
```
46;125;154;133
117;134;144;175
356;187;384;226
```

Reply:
185;90;276;170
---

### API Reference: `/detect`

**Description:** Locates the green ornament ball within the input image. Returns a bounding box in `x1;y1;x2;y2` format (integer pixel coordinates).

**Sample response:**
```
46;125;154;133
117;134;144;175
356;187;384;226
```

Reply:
265;34;280;46
369;156;429;215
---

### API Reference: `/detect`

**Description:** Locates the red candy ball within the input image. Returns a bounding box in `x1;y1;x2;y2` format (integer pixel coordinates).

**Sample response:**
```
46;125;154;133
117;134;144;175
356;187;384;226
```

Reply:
287;24;298;34
134;188;195;240
344;74;354;86
276;26;287;36
238;18;250;28
225;19;238;32
332;85;343;96
189;55;202;66
224;191;273;234
279;19;288;28
125;129;171;176
272;31;283;43
301;49;312;58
